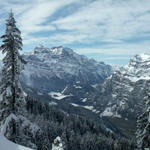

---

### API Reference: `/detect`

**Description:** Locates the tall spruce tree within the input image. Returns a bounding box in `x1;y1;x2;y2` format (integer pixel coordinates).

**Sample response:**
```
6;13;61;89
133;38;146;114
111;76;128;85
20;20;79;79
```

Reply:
0;12;39;148
0;11;25;140
136;80;150;150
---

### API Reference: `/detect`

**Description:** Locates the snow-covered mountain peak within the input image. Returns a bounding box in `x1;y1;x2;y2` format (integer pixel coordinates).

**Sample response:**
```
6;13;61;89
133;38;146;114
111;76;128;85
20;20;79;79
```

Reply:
34;45;50;54
33;45;77;59
100;53;150;119
121;53;150;79
51;46;64;55
134;53;150;62
51;46;76;57
128;53;150;67
21;45;113;93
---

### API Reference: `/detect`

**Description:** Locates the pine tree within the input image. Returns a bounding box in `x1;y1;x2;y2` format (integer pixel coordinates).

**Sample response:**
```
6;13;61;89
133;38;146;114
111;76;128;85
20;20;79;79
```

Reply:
0;11;25;140
0;12;39;149
136;80;150;150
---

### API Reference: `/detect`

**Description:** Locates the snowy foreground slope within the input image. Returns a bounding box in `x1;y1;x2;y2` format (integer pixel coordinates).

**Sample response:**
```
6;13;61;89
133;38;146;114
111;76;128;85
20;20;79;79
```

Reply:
0;133;33;150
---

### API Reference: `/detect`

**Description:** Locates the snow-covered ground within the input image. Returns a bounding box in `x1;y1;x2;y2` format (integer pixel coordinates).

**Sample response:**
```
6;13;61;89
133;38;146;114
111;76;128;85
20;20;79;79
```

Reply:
70;103;100;113
101;107;121;118
0;133;33;150
49;91;72;100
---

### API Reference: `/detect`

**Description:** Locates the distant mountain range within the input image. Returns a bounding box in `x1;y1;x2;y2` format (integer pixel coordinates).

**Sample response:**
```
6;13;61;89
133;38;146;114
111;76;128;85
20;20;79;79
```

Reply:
2;45;149;137
21;45;113;95
20;46;150;120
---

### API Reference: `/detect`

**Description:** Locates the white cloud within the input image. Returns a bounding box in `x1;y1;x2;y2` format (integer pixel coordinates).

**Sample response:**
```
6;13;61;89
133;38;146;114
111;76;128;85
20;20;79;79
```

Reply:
75;40;150;56
52;0;150;43
23;36;50;45
0;0;82;38
0;0;150;62
18;0;81;37
0;1;32;16
2;0;150;45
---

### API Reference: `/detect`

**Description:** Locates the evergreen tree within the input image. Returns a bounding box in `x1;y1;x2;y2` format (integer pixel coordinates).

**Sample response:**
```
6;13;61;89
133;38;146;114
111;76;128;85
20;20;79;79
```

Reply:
136;80;150;150
0;12;39;149
0;11;25;140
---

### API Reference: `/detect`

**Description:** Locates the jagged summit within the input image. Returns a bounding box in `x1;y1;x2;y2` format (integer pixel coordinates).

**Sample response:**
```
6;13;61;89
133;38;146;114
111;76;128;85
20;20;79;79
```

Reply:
99;53;150;119
51;46;64;55
121;53;150;81
133;53;150;62
34;44;50;54
127;53;150;67
33;45;74;56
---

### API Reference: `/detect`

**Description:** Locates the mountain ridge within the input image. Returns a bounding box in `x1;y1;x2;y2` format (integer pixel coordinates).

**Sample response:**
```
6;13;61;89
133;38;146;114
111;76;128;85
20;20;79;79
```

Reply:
21;45;113;94
100;53;150;119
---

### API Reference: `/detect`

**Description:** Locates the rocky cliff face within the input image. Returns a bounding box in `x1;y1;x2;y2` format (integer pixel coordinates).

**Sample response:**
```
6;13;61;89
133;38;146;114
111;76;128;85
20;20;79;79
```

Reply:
99;53;150;119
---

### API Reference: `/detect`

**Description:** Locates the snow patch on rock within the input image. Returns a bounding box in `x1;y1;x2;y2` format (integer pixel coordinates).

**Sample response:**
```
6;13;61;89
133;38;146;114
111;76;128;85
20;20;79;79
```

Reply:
101;107;121;118
49;92;72;100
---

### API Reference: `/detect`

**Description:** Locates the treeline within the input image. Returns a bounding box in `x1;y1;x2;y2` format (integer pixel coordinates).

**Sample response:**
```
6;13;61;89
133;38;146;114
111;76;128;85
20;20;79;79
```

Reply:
25;96;135;150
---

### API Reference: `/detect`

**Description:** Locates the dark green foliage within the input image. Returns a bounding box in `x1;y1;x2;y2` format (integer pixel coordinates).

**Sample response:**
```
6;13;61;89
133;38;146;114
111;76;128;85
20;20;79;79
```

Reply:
0;12;40;149
26;96;135;150
0;11;26;140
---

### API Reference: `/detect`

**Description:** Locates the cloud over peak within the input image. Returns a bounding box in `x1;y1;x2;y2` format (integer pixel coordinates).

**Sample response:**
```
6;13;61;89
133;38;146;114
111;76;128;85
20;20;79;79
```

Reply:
0;0;150;64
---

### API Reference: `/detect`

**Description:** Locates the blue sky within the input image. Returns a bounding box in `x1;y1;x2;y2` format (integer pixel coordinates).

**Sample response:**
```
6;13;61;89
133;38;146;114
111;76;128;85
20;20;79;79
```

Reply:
0;0;150;65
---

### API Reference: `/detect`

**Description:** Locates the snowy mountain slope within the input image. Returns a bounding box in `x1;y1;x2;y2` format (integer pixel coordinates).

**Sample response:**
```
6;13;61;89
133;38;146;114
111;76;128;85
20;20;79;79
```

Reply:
98;53;150;119
21;45;113;94
15;47;150;121
0;133;33;150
